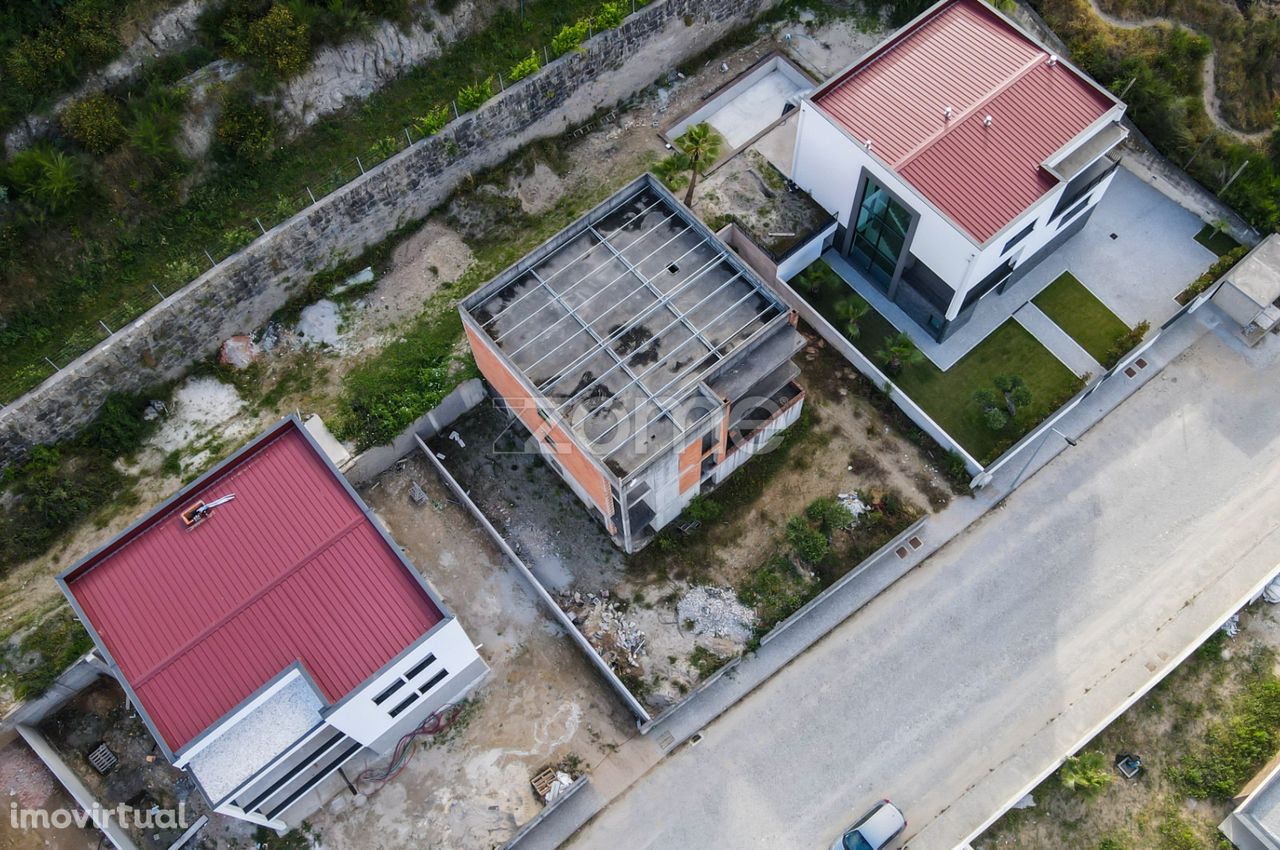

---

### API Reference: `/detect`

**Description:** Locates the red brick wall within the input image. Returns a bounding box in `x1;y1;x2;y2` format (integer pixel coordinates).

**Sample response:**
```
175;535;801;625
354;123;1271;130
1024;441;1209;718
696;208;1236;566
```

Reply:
678;439;701;494
465;323;615;518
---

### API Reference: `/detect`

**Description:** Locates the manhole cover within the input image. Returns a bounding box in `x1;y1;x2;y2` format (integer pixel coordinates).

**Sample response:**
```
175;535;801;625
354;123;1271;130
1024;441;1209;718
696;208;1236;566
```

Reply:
88;743;118;775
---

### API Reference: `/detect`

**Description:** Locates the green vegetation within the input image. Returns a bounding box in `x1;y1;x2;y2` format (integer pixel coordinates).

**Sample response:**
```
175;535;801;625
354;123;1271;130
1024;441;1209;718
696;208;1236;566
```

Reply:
508;50;541;83
1194;223;1241;257
1033;271;1131;363
1058;750;1114;796
1033;0;1279;236
60;92;126;155
550;18;592;57
796;262;1083;463
1177;243;1251;302
0;389;160;574
456;77;493;113
0;0;615;404
1174;657;1280;800
688;645;729;680
654;122;723;205
973;374;1033;431
2;608;93;701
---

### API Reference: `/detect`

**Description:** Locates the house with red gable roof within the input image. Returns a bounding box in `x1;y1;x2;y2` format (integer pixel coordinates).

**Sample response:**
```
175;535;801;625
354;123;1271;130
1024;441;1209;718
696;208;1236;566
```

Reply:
58;415;487;830
789;0;1128;341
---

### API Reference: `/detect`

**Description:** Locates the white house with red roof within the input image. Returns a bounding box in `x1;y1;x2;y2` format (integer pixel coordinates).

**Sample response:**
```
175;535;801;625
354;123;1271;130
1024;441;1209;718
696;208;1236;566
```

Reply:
58;416;487;830
790;0;1127;341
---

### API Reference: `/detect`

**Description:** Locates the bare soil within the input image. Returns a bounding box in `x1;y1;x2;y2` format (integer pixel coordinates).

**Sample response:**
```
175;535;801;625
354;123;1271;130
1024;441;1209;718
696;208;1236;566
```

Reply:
306;457;635;850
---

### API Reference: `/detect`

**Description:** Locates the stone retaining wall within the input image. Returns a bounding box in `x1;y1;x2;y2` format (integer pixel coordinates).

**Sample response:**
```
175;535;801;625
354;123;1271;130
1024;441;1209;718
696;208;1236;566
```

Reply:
0;0;779;466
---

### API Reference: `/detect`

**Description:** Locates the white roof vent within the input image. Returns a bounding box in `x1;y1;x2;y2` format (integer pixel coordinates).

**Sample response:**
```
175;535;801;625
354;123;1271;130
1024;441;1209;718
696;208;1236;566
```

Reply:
864;138;873;150
943;106;953;120
1047;54;1058;67
983;115;994;127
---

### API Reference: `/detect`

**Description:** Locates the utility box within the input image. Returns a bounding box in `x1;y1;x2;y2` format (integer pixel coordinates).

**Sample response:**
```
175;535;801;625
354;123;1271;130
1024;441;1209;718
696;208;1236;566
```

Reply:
1211;235;1280;347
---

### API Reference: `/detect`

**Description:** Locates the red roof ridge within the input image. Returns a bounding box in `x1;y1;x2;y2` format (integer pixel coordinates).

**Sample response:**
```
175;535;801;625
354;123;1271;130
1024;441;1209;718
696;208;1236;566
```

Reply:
130;514;366;690
892;51;1046;171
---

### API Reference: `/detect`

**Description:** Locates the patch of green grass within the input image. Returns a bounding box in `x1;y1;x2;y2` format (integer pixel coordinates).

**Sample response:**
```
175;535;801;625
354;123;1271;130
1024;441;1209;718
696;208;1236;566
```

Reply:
1032;271;1130;363
1194;225;1241;258
796;262;1081;463
688;645;730;680
2;607;93;701
737;554;818;634
1174;652;1280;800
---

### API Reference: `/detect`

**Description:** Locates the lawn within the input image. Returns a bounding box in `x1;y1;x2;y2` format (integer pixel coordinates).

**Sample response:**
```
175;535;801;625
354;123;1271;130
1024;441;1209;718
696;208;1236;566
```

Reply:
1194;224;1242;257
794;261;1083;463
1032;272;1130;363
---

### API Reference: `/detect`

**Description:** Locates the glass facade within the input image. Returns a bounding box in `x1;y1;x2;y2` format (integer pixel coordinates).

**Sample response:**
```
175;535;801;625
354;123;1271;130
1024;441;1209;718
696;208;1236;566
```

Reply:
849;178;911;287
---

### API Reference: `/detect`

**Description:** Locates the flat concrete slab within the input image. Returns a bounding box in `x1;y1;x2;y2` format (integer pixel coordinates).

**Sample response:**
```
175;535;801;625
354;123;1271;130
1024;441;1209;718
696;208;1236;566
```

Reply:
705;69;804;147
824;163;1217;370
751;111;799;178
1014;302;1100;378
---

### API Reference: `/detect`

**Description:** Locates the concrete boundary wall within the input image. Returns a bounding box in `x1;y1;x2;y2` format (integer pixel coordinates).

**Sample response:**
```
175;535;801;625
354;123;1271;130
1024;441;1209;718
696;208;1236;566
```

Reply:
414;435;653;724
760;517;928;646
773;276;985;474
0;0;782;467
345;378;486;485
500;777;590;850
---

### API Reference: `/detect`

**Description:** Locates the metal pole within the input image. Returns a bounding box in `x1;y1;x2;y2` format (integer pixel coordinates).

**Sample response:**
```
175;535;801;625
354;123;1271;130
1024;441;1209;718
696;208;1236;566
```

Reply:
452;100;460;119
497;74;504;92
404;127;413;146
99;320;113;336
1118;76;1137;99
152;284;165;300
1010;427;1077;490
45;357;59;372
255;217;266;235
204;250;216;267
1183;131;1215;170
356;155;365;174
544;45;550;65
306;186;317;204
1220;160;1249;195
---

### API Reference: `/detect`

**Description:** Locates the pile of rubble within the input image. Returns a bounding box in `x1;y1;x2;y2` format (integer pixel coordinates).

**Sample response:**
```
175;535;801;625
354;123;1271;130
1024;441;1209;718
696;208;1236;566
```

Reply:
677;586;755;644
558;590;647;674
837;492;869;521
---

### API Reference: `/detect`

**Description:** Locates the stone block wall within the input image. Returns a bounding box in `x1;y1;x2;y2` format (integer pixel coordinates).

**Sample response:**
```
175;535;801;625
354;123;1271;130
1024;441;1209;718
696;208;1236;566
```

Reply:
0;0;779;466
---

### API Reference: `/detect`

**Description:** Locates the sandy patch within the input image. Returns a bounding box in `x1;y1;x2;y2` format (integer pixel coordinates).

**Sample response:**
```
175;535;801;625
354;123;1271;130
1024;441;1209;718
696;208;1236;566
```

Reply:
513;162;565;215
360;221;474;336
148;376;246;454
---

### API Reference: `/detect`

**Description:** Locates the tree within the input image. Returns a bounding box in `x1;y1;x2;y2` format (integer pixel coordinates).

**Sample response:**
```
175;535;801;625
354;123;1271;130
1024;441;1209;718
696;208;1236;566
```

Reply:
673;122;722;206
61;92;125;154
875;332;922;376
6;146;83;214
973;374;1032;430
834;297;869;339
1059;751;1113;796
247;4;311;80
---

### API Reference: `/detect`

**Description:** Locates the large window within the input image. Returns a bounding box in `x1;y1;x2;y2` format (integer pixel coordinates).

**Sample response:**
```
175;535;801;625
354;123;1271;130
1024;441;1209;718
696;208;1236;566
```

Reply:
849;179;911;287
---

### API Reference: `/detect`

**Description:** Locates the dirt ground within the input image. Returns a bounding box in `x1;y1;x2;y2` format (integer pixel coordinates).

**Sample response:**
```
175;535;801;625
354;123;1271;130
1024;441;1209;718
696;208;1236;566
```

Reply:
0;740;100;850
977;601;1280;850
304;457;636;850
434;331;949;711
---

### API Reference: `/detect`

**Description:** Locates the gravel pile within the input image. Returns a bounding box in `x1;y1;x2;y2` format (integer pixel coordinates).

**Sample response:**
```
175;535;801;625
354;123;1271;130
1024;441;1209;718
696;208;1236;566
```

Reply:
677;586;755;644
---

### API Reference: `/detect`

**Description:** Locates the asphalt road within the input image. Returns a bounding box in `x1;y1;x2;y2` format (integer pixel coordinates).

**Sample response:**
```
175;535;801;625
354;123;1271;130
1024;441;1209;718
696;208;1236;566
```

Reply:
567;326;1280;850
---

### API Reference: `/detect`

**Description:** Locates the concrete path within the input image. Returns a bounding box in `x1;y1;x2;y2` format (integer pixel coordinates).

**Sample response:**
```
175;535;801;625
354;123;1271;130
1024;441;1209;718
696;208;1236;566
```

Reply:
536;311;1280;850
1013;301;1101;378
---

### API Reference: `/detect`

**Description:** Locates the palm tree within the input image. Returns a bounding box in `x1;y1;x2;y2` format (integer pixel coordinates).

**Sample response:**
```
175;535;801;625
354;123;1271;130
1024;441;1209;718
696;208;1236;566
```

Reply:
875;332;922;376
674;122;722;206
834;297;869;339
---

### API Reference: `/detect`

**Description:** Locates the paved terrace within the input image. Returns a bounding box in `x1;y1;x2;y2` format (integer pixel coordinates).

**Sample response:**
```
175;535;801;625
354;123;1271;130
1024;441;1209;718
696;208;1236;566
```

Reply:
829;164;1216;370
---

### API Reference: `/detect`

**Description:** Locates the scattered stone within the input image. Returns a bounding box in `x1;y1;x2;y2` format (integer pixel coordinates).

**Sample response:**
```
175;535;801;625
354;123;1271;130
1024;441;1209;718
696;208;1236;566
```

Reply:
837;493;869;519
333;266;375;295
676;586;755;643
218;335;258;369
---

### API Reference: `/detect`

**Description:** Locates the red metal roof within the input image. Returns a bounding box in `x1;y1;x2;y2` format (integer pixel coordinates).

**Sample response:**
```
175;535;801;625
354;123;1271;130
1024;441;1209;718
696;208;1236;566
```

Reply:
62;420;443;753
813;0;1117;243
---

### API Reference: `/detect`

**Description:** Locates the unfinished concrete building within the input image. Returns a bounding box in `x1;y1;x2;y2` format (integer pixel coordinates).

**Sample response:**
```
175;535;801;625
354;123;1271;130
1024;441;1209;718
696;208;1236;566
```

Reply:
460;174;805;552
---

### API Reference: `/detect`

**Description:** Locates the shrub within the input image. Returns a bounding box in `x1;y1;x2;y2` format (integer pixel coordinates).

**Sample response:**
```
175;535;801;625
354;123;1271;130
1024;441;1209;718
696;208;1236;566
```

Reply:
414;103;451;136
1058;751;1113;796
61;93;126;154
1175;672;1280;799
76;392;158;458
508;50;541;83
684;495;722;523
456;77;493;113
247;4;312;79
127;87;188;163
6;609;93;701
1102;321;1150;369
594;1;626;29
550;19;591;58
1178;244;1251;302
786;515;829;564
5;146;84;214
805;497;854;535
370;135;399;160
216;93;278;163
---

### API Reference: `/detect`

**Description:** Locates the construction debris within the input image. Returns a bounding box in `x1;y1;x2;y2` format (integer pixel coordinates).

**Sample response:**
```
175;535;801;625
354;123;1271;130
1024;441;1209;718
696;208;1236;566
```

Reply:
558;591;647;674
677;586;755;643
837;492;869;520
218;335;258;369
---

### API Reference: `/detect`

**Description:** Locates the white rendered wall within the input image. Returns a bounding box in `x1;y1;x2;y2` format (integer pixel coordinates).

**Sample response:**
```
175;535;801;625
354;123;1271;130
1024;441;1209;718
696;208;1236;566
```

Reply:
326;617;482;748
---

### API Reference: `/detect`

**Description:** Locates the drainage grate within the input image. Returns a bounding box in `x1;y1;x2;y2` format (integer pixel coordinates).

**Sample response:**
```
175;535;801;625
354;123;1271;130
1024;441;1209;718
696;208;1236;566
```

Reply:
657;731;675;750
88;743;118;775
895;546;910;559
908;536;923;550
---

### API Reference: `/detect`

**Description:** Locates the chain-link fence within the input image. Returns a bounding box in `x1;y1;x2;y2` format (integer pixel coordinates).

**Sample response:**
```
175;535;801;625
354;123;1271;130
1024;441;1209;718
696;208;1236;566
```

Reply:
0;1;652;407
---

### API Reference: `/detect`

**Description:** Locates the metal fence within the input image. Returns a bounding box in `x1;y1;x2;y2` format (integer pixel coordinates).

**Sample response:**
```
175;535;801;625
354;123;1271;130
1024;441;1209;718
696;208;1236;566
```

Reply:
0;1;651;407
